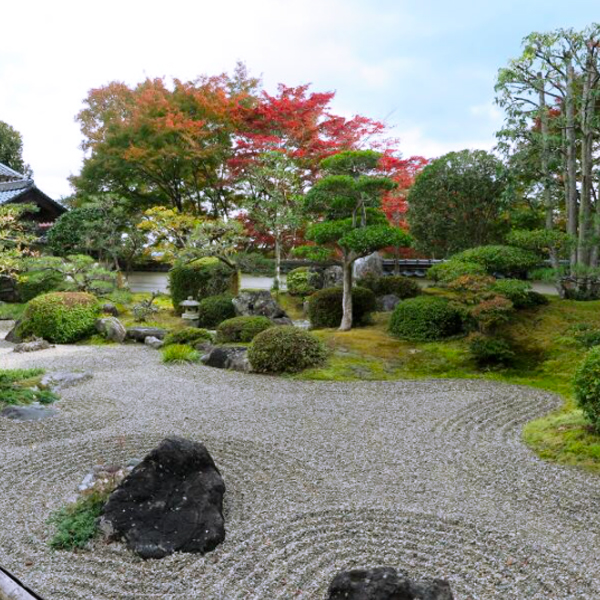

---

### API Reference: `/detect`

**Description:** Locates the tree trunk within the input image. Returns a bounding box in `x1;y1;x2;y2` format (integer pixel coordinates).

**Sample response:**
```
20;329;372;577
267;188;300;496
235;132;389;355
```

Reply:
274;236;282;291
339;257;354;331
565;59;579;274
538;74;554;230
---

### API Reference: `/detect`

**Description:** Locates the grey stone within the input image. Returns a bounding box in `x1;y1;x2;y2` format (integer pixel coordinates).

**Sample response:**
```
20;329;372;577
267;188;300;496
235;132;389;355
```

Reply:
201;346;252;373
195;341;214;353
1;404;58;422
271;316;294;326
96;317;127;343
101;302;120;317
13;338;54;353
126;327;167;342
377;294;401;312
4;320;23;343
326;567;453;600
99;437;226;559
353;252;384;280
322;265;343;288
144;336;163;349
40;371;93;391
232;290;288;320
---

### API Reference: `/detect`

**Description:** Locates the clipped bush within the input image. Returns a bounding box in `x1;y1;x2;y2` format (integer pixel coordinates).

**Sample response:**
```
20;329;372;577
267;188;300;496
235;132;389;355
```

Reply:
196;295;236;328
469;333;515;367
286;267;320;297
428;260;487;284
491;278;547;309
452;245;539;276
248;326;327;373
357;274;421;299
308;286;377;329
161;344;200;363
19;292;99;343
470;295;513;333
17;270;64;303
163;327;212;347
389;296;463;341
216;316;273;344
574;346;600;431
169;258;238;314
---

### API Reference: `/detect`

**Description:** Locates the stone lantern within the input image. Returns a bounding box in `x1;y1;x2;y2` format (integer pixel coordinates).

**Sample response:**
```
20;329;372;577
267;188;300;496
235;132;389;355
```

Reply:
180;296;200;326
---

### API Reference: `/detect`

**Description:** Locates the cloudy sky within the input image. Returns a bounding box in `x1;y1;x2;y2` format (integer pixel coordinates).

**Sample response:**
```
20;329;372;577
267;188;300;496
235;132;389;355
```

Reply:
0;1;597;199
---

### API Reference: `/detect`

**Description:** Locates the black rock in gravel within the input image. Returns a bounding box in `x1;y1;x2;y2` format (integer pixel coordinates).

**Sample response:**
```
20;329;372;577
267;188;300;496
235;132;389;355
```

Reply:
99;436;226;559
326;567;453;600
126;327;167;342
201;346;251;372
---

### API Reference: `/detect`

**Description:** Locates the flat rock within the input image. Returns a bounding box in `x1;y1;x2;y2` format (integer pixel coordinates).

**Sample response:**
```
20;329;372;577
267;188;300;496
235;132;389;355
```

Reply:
201;346;251;372
1;404;58;422
126;327;167;342
99;436;226;559
96;317;127;343
40;371;93;391
13;338;54;353
144;336;164;349
326;567;454;600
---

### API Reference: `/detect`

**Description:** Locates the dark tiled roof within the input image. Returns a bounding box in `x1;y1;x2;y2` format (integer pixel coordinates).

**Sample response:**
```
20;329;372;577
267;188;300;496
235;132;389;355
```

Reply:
0;162;25;180
0;179;34;204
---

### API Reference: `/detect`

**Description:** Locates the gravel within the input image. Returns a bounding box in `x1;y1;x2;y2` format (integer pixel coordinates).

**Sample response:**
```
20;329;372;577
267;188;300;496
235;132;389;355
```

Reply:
1;320;599;599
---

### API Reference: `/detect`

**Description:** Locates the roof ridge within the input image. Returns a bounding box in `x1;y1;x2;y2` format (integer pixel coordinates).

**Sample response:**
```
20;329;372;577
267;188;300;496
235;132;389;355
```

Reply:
0;161;26;179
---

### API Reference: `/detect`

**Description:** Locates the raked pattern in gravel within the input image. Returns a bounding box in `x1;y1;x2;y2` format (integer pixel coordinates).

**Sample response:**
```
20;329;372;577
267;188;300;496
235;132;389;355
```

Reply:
1;321;599;599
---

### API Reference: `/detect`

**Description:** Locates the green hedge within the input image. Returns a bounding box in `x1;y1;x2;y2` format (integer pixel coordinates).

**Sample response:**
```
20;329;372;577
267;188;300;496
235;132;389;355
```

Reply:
197;295;236;328
248;326;327;373
357;274;421;299
216;316;273;344
452;245;539;276
389;295;463;341
17;270;64;303
574;346;600;432
307;286;377;329
491;279;547;309
169;258;238;314
163;327;213;347
19;292;99;343
428;260;487;284
286;267;321;297
469;333;515;367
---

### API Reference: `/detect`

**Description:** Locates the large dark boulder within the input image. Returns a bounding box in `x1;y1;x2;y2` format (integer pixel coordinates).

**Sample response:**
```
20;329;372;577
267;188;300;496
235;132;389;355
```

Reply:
96;317;126;343
232;290;288;320
126;327;167;342
201;346;251;373
326;567;453;600
99;437;225;559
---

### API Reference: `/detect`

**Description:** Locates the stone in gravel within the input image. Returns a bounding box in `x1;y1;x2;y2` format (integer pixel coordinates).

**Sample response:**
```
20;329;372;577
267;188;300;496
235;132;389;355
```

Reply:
96;317;127;343
201;346;251;373
377;294;401;312
326;567;453;600
126;327;167;342
13;338;54;353
144;336;164;349
101;302;119;317
232;290;288;320
99;436;226;559
0;404;58;422
40;371;93;391
4;321;23;343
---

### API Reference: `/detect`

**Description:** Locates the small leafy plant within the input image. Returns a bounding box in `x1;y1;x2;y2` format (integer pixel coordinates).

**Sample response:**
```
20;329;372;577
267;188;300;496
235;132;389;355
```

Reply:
161;344;200;364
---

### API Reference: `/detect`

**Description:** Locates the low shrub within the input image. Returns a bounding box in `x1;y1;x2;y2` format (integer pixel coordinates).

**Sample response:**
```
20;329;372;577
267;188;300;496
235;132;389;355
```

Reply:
0;368;58;407
452;245;539;276
574;346;600;432
161;344;200;364
169;257;238;314
248;326;327;373
469;334;515;367
163;327;213;347
48;489;109;550
286;267;320;297
469;295;513;333
19;292;99;343
307;286;377;329
196;295;236;328
17;270;64;303
216;316;273;344
357;274;421;299
428;260;487;284
572;324;600;349
389;296;463;341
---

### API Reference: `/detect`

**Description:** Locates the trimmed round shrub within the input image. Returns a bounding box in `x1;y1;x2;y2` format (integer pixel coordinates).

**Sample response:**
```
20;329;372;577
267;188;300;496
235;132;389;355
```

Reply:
19;292;99;343
196;295;236;328
248;326;327;373
492;279;547;308
163;327;212;347
574;346;600;432
428;260;487;284
286;267;320;297
308;286;377;329
17;270;64;303
357;274;421;299
389;296;463;341
452;245;539;276
169;258;238;314
216;316;273;344
469;333;515;367
161;344;200;364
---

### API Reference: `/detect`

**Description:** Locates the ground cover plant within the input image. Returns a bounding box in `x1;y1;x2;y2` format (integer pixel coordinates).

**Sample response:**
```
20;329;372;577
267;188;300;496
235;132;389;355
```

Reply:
163;327;212;347
216;316;273;344
0;368;57;408
161;344;200;364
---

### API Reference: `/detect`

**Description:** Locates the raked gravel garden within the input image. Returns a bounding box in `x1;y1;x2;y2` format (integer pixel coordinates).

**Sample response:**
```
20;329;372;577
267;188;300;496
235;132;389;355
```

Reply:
1;320;600;600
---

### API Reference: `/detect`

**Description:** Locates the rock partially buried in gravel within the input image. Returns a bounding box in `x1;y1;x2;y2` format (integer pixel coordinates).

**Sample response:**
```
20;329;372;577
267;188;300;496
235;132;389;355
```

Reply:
99;436;226;559
144;335;164;349
201;346;252;372
40;371;93;391
126;327;167;342
13;338;54;353
326;567;454;600
95;317;126;343
1;404;58;422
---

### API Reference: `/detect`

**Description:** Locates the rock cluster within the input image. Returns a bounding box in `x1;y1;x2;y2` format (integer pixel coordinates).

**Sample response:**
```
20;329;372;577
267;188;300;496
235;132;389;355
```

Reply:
13;338;54;353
